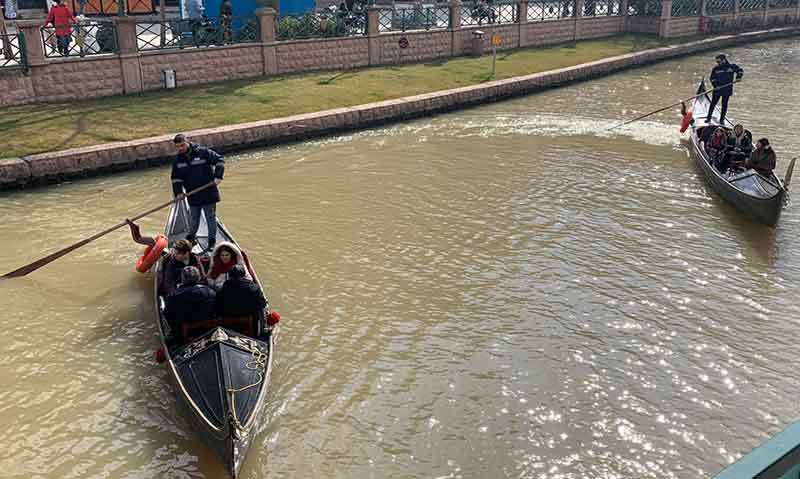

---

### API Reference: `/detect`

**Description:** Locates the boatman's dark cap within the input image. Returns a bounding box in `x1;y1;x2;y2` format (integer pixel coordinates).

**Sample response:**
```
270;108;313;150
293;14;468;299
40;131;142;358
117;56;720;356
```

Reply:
716;54;727;61
229;264;246;279
173;133;187;144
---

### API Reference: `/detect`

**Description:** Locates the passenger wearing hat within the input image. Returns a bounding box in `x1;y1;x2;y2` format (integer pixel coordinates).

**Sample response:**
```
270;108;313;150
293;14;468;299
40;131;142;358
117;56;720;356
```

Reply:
171;133;225;251
164;266;217;343
706;53;744;125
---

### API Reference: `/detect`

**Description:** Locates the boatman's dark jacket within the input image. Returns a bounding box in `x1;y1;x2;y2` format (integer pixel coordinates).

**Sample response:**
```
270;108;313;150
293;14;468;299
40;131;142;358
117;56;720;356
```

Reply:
171;143;225;206
709;62;744;97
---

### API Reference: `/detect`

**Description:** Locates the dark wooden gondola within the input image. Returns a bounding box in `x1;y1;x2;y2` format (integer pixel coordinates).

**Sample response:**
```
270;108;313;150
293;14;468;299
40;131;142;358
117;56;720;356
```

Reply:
688;79;794;227
153;200;277;478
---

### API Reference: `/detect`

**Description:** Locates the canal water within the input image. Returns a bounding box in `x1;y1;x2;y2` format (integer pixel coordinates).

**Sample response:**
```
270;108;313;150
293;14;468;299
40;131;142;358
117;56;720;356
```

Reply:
1;37;799;479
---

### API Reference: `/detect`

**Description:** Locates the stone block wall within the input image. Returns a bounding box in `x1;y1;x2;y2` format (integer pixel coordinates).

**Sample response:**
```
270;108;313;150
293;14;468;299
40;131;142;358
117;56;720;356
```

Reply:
523;19;578;46
461;24;521;52
767;8;798;24
139;44;265;90
0;69;35;107
580;16;626;38
377;30;452;65
667;16;701;36
277;37;370;73
628;16;661;33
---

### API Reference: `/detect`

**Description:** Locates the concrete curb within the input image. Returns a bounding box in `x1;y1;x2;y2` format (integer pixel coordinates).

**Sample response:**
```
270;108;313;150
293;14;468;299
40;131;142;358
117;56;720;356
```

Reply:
2;27;799;190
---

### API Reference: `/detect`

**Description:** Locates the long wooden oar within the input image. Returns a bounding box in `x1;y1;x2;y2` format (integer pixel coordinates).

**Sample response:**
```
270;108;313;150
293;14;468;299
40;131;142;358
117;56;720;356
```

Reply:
607;80;740;131
2;181;215;279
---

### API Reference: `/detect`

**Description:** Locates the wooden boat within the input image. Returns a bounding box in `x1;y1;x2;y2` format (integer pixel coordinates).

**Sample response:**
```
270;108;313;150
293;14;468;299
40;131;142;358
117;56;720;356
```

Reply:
688;79;794;227
153;199;277;478
713;419;800;478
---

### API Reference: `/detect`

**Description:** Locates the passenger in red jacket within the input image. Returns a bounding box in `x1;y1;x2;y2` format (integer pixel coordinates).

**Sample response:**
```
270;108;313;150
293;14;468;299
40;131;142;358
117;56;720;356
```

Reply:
44;0;76;56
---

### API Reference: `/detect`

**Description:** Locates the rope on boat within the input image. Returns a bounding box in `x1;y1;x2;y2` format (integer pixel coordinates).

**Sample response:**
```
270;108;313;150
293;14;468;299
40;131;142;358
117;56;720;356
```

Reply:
227;347;268;434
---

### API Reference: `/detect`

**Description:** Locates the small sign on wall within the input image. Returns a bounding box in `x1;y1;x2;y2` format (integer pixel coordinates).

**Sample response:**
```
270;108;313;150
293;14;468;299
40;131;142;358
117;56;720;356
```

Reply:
491;34;502;46
399;37;409;49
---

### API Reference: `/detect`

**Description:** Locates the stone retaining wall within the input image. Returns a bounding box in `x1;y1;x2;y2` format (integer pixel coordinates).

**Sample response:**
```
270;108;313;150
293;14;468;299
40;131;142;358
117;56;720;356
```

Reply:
2;26;798;190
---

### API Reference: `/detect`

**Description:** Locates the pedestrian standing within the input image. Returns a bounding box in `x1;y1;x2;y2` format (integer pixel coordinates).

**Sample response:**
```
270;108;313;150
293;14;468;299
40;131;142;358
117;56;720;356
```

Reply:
220;0;233;43
43;0;76;57
171;134;225;252
706;54;744;125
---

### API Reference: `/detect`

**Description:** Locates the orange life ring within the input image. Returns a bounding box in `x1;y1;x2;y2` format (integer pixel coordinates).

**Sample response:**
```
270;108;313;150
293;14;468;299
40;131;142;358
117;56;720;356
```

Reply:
679;110;693;133
136;234;168;273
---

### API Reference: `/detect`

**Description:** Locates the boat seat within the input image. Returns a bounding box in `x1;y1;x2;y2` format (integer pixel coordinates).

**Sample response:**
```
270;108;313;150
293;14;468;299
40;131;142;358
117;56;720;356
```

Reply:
219;315;255;337
181;318;220;343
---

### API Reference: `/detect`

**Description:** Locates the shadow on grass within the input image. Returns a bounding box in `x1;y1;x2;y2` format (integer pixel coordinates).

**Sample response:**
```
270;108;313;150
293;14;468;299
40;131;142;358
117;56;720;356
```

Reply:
318;71;356;85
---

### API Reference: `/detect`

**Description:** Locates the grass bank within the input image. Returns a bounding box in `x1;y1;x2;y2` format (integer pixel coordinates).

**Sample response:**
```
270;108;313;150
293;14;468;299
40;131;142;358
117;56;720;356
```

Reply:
2;34;694;159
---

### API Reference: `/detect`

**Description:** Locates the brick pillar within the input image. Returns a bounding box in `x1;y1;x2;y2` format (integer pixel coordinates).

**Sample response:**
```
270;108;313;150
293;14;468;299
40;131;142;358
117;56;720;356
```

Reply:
256;8;277;75
518;0;528;47
17;20;46;66
450;0;463;55
620;0;630;31
367;7;381;66
114;16;142;94
660;0;672;37
575;0;584;39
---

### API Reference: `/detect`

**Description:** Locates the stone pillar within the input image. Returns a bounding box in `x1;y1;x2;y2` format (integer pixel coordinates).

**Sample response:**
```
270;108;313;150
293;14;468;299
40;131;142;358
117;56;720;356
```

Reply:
367;7;381;66
734;0;740;16
114;16;143;94
518;0;528;47
620;0;630;31
256;7;276;42
450;0;463;55
17;20;46;67
659;0;672;37
575;0;584;40
762;0;769;26
256;8;277;75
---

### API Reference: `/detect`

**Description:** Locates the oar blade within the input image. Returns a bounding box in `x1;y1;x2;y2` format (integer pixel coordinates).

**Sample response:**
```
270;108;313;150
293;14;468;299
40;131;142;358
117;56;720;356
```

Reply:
784;157;796;190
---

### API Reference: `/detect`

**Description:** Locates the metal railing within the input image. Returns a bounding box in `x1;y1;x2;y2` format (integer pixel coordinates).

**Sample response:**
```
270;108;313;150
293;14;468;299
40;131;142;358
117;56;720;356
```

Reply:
768;0;798;8
461;0;519;26
671;0;699;16
739;0;766;10
136;16;259;51
41;21;117;58
583;0;623;16
705;0;734;15
276;10;367;40
378;5;450;32
627;0;662;15
0;33;26;69
527;0;575;21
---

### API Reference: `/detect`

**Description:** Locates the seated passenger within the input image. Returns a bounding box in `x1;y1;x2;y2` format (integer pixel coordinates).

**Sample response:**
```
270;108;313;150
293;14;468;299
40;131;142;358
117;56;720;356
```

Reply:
716;124;752;173
164;266;216;343
207;242;251;291
216;264;267;335
706;127;728;160
158;239;205;297
746;138;777;176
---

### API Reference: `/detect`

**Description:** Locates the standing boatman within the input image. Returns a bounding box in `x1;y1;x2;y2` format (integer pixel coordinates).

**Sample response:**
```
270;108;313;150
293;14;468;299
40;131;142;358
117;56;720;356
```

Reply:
706;54;743;125
171;133;225;252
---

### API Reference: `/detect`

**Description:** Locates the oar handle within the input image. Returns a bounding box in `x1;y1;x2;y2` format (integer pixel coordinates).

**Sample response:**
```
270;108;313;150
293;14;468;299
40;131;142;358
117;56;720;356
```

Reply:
2;181;216;279
608;79;741;131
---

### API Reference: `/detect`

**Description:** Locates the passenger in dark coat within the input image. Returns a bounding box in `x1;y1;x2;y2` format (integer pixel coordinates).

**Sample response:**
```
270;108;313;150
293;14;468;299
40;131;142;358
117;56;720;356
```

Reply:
747;138;777;176
164;266;217;343
706;54;743;125
171;133;225;251
216;264;267;334
158;239;205;297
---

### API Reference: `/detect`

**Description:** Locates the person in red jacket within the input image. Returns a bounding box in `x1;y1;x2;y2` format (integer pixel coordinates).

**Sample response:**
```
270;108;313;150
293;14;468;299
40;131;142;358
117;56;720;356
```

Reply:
44;0;76;57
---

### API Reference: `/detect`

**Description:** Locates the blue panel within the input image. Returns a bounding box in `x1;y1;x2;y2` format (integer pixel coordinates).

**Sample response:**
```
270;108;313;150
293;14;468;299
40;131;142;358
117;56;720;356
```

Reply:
713;421;800;479
280;0;316;15
181;0;259;19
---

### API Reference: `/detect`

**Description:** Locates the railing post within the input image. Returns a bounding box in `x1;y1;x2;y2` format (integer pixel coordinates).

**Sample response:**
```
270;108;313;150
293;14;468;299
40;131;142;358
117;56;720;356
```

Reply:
367;6;381;65
16;20;46;67
575;0;584;39
620;0;630;31
450;0;463;55
762;0;770;25
734;0;740;16
518;0;528;47
114;16;142;95
255;8;277;75
659;0;672;37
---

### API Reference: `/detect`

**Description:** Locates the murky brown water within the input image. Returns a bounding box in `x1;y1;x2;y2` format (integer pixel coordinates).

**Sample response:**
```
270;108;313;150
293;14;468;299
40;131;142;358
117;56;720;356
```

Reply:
2;38;800;479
